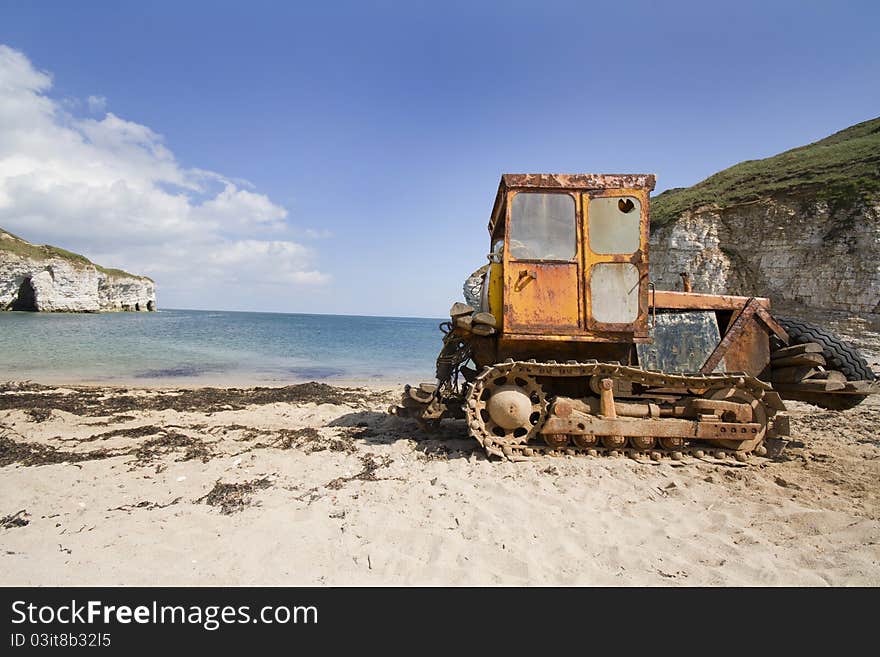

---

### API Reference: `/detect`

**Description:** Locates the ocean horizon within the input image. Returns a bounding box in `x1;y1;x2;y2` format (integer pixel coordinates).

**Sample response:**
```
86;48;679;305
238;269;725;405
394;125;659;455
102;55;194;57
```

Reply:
0;308;445;387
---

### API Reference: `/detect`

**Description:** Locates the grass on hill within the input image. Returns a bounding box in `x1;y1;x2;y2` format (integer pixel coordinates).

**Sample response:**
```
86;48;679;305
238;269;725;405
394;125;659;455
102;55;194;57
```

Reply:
0;228;151;281
651;116;880;226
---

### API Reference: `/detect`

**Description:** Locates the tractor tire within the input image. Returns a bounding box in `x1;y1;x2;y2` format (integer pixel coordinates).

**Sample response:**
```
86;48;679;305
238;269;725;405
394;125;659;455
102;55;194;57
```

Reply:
777;317;875;410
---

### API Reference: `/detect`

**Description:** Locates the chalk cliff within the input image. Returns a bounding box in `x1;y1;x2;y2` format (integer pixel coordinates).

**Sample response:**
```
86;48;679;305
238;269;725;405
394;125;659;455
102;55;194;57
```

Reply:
650;117;880;314
0;229;156;312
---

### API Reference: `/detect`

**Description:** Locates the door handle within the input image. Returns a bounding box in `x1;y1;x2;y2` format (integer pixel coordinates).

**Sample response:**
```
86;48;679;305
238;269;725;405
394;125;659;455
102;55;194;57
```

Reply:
515;269;537;291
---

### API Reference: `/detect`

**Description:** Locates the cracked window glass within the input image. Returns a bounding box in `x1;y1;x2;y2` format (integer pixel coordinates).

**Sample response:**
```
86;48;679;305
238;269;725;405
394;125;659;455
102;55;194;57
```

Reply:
509;193;576;261
589;196;641;254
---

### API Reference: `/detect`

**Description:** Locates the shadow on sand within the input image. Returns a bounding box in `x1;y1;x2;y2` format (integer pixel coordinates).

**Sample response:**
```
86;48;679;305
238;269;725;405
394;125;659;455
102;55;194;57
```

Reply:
329;411;481;461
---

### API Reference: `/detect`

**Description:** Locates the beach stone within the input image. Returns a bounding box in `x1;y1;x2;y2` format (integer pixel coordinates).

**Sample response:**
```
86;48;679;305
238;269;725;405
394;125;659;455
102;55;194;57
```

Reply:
472;312;496;328
449;302;474;318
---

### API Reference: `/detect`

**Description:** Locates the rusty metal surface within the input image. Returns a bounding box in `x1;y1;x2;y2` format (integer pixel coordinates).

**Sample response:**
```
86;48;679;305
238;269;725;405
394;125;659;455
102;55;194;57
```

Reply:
679;272;692;292
699;298;764;374
497;182;652;339
463;360;775;459
553;396;661;419
501;187;584;335
775;378;844;392
501;173;656;191
723;314;771;377
774;379;880;395
541;414;761;441
769;380;879;411
652;290;771;311
500;331;649;344
396;358;780;463
492;339;633;371
637;311;724;373
503;262;580;333
583;188;651;335
489;173;655;235
689;399;753;423
754;305;790;343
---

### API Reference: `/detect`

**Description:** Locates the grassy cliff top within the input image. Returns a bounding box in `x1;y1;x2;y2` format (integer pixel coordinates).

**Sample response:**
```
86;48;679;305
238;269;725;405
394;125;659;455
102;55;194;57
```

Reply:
0;228;153;281
652;116;880;226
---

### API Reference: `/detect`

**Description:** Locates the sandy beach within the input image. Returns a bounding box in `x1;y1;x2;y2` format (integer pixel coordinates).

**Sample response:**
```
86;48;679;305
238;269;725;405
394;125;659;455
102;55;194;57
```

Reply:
1;377;878;586
2;0;879;598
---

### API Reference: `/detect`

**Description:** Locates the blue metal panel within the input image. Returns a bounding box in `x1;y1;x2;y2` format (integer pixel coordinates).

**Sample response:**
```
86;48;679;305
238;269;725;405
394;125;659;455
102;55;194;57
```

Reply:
636;311;724;373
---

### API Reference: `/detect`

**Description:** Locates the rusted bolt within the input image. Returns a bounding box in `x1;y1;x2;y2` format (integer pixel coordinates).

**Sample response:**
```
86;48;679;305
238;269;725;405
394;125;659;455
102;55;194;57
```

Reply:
555;401;572;418
679;272;692;292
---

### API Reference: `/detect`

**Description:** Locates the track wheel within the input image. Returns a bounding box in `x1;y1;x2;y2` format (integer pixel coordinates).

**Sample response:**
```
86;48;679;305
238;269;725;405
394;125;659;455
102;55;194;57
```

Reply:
572;434;599;449
543;433;570;448
659;437;685;450
601;435;627;449
469;371;548;446
629;436;656;450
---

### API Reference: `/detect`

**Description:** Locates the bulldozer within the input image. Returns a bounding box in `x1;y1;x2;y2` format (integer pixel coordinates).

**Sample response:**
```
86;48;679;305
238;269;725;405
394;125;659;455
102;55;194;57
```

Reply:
391;173;879;462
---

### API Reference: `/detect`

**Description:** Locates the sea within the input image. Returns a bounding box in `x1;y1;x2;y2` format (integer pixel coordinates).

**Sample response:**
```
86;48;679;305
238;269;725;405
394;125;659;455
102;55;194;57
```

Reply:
0;309;445;387
4;306;876;389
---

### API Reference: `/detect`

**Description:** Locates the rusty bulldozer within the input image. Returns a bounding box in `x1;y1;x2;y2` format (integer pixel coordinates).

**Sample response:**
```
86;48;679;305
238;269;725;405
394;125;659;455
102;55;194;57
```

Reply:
391;174;879;462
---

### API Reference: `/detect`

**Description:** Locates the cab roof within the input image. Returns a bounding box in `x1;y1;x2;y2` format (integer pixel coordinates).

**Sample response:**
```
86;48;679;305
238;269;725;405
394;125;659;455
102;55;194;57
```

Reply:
489;173;656;235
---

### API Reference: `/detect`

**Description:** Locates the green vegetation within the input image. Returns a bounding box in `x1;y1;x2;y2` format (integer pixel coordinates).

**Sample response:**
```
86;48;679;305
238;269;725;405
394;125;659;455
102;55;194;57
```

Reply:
651;116;880;226
0;228;151;281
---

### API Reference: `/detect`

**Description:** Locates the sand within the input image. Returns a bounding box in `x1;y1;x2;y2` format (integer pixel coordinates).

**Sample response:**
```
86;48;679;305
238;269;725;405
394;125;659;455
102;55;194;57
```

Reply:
1;376;878;586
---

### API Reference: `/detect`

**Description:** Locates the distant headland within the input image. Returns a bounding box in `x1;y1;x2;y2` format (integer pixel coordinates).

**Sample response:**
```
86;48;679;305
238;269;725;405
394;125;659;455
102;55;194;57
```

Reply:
0;228;155;312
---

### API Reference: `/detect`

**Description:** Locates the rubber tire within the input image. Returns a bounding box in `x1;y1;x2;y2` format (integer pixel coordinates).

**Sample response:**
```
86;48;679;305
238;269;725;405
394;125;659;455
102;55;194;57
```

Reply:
776;317;875;410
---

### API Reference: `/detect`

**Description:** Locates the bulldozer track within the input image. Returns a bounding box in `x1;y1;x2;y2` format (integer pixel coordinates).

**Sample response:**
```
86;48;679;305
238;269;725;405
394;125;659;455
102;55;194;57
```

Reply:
464;359;775;462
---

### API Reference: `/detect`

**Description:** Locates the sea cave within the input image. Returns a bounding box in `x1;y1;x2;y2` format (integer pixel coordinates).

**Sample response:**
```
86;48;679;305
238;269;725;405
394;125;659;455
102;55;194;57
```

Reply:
11;277;37;311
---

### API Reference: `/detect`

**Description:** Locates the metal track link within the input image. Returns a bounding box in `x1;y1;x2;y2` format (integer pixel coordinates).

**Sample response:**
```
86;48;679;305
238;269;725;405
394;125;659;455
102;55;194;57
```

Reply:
472;359;770;393
493;441;757;464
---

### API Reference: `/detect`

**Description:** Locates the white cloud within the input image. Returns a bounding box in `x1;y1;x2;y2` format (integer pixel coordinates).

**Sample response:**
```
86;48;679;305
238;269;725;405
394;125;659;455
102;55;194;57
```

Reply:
86;95;106;113
193;184;288;231
206;240;329;285
0;44;329;308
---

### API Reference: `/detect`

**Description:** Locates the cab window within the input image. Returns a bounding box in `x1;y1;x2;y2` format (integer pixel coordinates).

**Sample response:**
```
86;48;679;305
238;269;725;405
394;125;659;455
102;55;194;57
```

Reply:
588;196;641;254
591;263;640;323
509;193;576;261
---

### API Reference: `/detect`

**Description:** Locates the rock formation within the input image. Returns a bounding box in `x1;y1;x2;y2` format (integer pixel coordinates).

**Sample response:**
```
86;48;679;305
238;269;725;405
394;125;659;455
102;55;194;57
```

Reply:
649;117;879;314
0;229;156;312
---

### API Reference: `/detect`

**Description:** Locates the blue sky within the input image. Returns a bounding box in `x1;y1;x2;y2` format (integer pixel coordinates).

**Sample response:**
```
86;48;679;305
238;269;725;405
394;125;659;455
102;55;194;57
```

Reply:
1;0;878;316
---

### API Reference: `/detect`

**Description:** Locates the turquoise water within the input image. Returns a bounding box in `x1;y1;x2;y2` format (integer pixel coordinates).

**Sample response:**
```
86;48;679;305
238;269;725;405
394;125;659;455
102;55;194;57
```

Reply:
0;309;444;386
